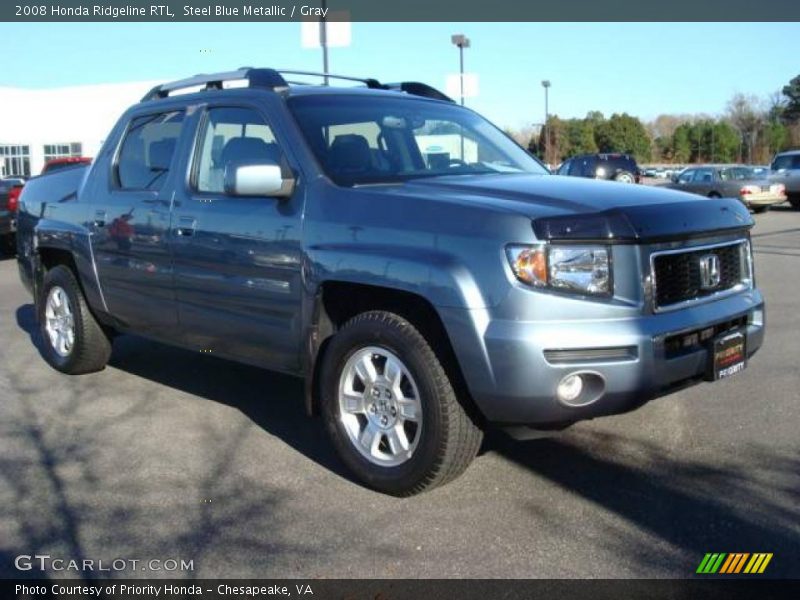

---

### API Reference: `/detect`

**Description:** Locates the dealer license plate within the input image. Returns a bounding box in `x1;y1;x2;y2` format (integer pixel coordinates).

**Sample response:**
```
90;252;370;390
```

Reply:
710;331;747;380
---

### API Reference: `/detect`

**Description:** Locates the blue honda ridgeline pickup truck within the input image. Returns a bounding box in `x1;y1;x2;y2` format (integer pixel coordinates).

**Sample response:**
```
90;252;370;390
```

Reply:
16;68;764;495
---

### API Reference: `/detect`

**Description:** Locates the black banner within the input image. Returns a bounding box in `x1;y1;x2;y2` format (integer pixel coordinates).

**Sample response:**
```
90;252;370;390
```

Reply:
4;579;800;600
2;0;800;22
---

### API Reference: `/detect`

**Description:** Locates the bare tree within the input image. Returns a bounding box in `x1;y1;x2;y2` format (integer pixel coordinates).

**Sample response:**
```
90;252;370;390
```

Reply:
726;93;765;163
504;124;537;149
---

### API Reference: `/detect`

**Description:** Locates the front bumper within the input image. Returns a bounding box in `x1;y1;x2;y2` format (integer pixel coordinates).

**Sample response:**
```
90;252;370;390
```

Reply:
442;288;764;425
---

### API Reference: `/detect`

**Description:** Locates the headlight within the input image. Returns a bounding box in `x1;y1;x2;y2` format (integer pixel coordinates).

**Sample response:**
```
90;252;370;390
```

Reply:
507;244;612;297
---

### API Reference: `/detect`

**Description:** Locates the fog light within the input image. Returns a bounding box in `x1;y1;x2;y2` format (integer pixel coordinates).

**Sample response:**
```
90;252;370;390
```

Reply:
557;374;584;403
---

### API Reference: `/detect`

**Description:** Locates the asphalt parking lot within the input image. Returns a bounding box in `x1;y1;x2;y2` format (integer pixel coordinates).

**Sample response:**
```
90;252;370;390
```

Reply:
1;207;799;580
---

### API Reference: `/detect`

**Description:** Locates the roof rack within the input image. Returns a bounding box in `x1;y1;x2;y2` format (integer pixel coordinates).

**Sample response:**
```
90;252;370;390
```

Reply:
141;67;455;104
141;67;287;101
385;82;454;103
275;69;384;89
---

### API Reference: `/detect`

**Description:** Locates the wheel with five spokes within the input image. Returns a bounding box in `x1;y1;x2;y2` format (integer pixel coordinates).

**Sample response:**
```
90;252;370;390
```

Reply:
38;265;112;374
321;311;483;496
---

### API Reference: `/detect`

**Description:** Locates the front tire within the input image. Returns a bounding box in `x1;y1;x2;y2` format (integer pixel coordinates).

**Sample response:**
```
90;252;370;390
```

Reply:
789;194;800;210
321;311;483;496
38;265;112;374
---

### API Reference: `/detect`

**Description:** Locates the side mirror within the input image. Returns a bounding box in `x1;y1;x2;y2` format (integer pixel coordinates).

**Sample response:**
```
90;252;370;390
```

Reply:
224;163;294;198
671;175;679;183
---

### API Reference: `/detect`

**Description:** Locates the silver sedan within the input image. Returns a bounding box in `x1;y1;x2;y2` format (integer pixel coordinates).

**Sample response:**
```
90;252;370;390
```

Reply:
667;165;786;213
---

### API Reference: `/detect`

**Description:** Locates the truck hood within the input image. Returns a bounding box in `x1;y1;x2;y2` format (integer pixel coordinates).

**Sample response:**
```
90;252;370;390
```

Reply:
388;174;753;241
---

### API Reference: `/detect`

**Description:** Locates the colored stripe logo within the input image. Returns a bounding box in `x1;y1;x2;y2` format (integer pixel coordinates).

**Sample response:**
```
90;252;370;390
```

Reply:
697;553;773;574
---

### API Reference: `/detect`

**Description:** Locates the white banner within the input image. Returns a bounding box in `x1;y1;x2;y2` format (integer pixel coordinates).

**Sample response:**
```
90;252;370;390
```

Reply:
445;73;479;99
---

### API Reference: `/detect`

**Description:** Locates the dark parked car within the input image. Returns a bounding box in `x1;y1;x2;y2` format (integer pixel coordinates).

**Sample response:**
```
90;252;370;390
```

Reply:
667;165;786;213
557;153;641;183
0;178;25;254
16;68;764;495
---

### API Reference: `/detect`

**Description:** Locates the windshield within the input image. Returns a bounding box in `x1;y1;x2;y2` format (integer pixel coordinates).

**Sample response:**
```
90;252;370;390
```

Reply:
771;154;800;171
288;94;548;186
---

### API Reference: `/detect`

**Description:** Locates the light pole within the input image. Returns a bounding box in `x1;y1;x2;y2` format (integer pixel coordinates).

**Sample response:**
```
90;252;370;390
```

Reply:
541;80;551;165
451;34;471;106
320;0;329;85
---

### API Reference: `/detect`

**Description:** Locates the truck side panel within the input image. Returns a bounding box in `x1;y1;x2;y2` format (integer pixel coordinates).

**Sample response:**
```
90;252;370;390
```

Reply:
16;166;103;311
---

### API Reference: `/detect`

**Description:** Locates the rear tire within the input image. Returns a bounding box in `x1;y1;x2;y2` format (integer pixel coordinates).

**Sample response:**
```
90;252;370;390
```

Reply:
708;192;721;198
38;265;112;374
789;194;800;210
752;206;769;214
614;171;635;184
321;311;483;496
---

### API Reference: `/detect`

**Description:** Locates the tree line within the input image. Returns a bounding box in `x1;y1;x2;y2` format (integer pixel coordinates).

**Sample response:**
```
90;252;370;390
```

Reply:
509;74;800;166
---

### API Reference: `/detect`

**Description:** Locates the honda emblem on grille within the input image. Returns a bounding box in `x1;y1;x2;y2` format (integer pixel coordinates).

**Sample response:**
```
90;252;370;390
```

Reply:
699;254;721;289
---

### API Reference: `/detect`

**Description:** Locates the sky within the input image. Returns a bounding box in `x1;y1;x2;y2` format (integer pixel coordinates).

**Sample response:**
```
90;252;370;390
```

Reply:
2;22;798;130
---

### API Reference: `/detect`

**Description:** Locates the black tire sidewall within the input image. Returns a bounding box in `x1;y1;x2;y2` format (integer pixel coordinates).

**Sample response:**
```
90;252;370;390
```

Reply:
614;170;634;183
321;315;446;494
38;266;87;372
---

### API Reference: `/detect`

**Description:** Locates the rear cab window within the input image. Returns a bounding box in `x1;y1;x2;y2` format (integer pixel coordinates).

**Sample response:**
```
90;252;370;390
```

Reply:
115;110;185;191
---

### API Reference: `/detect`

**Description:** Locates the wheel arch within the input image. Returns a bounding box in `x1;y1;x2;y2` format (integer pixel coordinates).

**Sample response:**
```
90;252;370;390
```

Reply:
304;280;483;426
32;220;108;320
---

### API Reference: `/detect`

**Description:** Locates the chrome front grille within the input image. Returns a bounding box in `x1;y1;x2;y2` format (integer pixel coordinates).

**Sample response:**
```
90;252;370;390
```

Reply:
651;240;750;311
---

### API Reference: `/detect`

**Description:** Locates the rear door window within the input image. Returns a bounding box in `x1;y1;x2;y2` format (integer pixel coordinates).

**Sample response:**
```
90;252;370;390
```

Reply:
612;156;637;172
692;168;714;183
116;111;185;191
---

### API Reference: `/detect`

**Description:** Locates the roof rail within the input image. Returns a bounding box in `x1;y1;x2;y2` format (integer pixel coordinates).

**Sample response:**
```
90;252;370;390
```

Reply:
140;67;454;104
140;67;287;101
275;69;383;89
385;82;455;103
278;71;454;102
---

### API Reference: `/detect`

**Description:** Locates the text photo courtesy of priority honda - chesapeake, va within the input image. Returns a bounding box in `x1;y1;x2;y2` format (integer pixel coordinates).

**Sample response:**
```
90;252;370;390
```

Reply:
1;2;799;598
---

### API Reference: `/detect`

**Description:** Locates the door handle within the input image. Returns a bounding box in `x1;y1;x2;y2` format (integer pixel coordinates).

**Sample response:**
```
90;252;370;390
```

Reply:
93;210;106;228
176;216;196;237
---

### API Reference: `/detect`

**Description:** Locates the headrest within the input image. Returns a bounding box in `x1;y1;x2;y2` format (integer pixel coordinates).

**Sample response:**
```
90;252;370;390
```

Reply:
328;134;372;172
221;137;280;166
